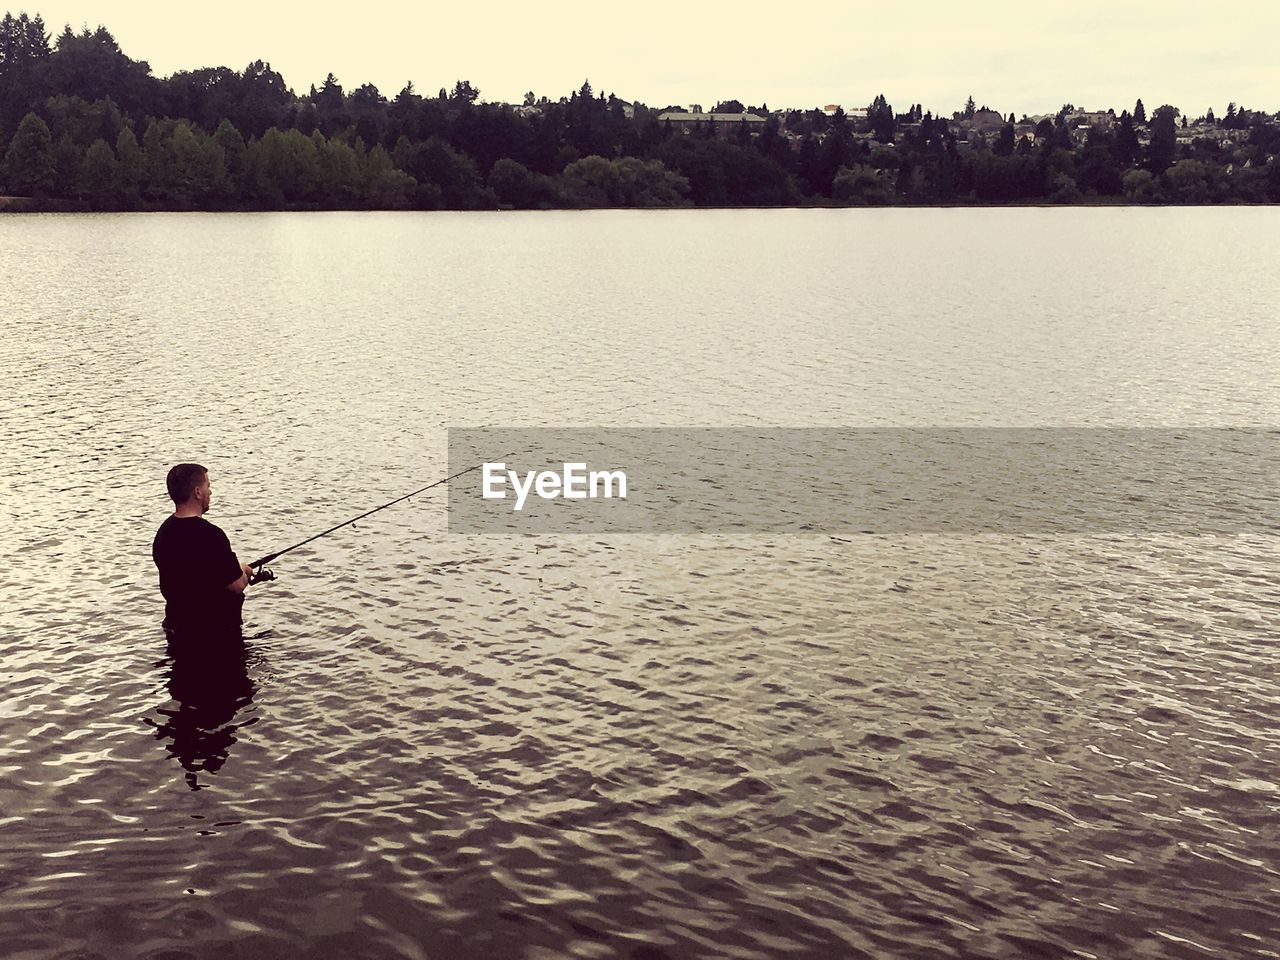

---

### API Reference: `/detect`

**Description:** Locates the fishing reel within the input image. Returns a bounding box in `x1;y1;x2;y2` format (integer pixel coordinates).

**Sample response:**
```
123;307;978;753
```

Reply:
249;566;277;585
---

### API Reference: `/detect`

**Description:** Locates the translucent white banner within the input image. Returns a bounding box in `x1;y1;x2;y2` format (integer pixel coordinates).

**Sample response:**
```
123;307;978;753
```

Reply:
447;428;1280;534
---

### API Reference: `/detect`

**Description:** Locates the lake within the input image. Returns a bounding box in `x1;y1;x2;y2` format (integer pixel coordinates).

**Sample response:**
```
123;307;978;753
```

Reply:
2;208;1279;959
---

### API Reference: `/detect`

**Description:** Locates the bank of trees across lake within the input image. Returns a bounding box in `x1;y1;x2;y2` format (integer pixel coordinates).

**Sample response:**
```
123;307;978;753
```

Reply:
2;11;1279;210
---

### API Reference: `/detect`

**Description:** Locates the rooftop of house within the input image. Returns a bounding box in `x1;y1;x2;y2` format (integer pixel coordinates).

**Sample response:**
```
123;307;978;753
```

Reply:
657;112;767;123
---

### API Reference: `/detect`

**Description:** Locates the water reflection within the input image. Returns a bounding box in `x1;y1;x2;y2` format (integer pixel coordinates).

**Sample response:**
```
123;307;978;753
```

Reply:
147;630;262;791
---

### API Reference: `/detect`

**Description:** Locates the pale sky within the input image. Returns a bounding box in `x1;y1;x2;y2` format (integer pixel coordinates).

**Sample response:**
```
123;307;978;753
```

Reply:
26;1;1280;118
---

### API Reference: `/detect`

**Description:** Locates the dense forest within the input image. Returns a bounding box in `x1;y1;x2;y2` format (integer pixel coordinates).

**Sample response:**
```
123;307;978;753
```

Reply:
2;11;1279;210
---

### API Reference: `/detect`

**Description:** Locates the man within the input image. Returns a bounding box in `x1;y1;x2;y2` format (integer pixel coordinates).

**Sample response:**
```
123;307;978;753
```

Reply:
153;463;254;640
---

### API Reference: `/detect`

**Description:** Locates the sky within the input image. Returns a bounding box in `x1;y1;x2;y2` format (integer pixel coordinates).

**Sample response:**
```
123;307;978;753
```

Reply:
24;1;1280;118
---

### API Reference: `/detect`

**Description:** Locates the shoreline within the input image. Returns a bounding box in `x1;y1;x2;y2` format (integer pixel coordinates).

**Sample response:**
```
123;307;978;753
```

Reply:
2;198;1276;213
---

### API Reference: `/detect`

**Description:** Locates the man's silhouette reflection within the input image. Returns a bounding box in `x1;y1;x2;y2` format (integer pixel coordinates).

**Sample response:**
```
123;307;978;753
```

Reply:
148;627;261;791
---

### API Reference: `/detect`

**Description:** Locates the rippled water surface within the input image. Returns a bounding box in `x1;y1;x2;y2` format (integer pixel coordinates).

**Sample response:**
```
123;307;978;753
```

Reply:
3;208;1280;959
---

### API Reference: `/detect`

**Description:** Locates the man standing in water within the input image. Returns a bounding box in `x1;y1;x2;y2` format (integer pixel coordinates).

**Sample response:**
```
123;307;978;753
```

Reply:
152;463;254;640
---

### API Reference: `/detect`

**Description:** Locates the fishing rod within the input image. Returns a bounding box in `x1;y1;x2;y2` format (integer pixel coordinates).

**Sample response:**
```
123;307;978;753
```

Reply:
245;395;669;583
246;458;499;583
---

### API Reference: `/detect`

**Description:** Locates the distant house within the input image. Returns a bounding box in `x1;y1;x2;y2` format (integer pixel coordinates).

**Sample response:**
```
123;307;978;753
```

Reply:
1198;127;1238;143
1068;110;1113;130
1181;127;1238;146
815;104;874;131
656;111;768;137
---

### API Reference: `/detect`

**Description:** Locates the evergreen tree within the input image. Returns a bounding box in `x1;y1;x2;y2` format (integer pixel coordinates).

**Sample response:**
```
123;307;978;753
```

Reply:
43;95;129;149
1;13;53;140
451;80;480;104
311;129;363;206
797;134;820;195
1114;110;1139;167
235;61;291;138
756;116;789;169
1134;99;1146;124
1052;115;1073;150
213;119;246;174
142;119;175;201
816;106;853;193
350;83;385;145
869;94;895;143
1147;104;1179;174
316;73;345;111
388;82;422;142
170;121;227;206
51;134;82;197
994;121;1015;157
392;134;489;208
3;111;55;195
26;12;49;57
0;12;16;64
363;142;417;208
258;127;321;205
79;137;117;204
43;25;157;120
114;127;143;204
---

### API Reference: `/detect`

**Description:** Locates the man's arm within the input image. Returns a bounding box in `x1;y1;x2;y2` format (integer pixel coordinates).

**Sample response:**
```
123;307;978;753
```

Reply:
226;561;252;593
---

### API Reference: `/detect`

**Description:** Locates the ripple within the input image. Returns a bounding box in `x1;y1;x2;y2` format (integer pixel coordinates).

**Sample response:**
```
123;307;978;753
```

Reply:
4;210;1280;958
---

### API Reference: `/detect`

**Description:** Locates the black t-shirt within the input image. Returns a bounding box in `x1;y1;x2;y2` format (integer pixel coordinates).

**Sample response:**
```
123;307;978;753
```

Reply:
152;515;244;634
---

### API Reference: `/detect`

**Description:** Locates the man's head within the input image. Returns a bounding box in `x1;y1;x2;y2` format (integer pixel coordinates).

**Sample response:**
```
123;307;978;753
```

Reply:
166;463;211;513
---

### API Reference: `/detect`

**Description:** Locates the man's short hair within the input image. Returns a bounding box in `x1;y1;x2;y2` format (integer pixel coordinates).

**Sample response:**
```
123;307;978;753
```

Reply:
166;463;207;503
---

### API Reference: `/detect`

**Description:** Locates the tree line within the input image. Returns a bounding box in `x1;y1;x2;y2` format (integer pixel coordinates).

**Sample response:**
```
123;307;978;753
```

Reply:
2;11;1278;210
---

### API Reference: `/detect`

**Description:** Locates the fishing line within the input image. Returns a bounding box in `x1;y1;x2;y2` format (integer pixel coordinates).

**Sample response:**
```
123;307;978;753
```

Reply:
246;458;501;581
246;393;671;584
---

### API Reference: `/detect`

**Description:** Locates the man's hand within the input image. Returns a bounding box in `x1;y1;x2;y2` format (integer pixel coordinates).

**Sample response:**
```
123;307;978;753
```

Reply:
241;562;253;579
